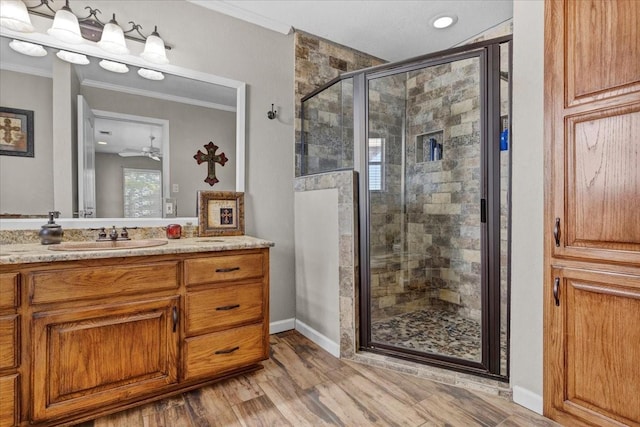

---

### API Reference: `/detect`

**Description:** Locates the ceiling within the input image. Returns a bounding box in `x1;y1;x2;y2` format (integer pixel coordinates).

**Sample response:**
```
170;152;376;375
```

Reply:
190;0;513;62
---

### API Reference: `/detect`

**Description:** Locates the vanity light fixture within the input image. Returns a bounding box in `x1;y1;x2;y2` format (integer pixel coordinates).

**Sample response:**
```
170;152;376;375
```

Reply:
140;26;169;65
138;68;164;81
0;0;172;64
97;14;129;55
0;0;34;32
9;39;47;56
99;59;129;74
47;0;83;44
431;14;458;29
56;49;89;65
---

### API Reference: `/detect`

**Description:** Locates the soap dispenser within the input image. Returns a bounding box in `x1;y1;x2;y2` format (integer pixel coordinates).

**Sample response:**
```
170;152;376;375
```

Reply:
39;211;63;245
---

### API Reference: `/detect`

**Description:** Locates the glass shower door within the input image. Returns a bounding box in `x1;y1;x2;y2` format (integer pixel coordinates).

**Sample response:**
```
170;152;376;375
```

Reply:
364;51;491;368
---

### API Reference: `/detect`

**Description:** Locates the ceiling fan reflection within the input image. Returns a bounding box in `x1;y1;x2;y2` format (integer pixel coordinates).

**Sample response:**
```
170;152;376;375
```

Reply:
118;135;162;161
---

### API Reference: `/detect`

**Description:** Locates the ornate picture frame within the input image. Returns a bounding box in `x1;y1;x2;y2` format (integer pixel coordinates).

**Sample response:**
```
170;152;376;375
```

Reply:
197;191;244;236
0;106;34;157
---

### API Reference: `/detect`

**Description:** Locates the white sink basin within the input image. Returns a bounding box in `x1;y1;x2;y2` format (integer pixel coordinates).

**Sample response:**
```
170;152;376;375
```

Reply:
48;239;168;251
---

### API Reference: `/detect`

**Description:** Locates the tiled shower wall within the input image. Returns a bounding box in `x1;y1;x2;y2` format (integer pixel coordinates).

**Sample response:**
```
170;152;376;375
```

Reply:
404;58;483;322
295;31;385;176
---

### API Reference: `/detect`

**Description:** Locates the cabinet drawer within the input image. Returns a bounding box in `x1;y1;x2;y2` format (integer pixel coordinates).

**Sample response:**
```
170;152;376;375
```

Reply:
29;261;179;304
185;253;264;286
0;374;18;427
183;323;266;381
0;315;18;370
186;283;263;335
0;273;18;309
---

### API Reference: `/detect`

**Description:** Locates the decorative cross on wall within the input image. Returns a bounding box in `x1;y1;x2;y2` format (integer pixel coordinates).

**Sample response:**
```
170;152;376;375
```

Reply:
193;141;228;186
0;118;21;145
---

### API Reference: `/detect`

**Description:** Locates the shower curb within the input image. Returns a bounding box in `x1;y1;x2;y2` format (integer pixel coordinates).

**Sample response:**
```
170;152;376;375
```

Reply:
348;351;512;399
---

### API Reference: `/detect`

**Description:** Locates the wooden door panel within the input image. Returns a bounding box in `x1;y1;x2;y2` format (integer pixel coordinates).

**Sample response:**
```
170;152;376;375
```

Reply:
550;268;640;426
566;0;640;105
565;104;640;253
31;297;179;422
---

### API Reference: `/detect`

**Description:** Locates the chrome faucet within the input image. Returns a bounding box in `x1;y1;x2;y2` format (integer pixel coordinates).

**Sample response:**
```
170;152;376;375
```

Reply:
108;226;119;241
90;226;137;241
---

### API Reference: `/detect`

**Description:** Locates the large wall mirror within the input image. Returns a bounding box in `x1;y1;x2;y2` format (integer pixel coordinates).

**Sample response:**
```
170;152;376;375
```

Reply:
0;30;245;228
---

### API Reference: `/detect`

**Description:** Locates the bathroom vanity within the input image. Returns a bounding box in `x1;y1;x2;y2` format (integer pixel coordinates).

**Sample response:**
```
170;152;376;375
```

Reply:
0;236;272;427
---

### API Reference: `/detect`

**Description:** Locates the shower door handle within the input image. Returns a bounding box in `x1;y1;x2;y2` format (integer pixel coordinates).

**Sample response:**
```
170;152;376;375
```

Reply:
480;199;487;223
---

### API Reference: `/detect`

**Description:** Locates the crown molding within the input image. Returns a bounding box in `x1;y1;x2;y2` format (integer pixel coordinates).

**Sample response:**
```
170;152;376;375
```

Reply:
188;0;292;35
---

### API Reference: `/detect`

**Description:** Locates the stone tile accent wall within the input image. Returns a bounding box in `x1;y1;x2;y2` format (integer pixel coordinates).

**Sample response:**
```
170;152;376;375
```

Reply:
295;31;385;176
404;57;484;322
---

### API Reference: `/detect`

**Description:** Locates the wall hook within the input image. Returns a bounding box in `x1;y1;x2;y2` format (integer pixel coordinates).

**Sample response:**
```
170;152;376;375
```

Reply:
267;104;277;120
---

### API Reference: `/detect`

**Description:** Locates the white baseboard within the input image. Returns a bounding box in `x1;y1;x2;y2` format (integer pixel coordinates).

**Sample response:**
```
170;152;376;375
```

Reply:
294;319;340;358
512;385;543;415
269;318;295;334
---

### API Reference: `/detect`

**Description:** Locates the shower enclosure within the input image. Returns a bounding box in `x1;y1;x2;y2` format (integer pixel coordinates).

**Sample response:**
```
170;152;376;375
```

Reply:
300;36;511;378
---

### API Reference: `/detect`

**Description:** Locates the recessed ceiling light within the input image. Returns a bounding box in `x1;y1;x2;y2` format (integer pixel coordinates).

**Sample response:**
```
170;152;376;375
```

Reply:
432;14;458;29
97;141;108;145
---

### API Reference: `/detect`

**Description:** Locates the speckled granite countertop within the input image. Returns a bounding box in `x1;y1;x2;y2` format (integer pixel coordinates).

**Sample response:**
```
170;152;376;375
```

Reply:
0;236;274;265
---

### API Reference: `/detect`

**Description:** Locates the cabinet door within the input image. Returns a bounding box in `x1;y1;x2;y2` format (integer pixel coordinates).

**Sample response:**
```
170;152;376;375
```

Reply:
31;297;179;422
546;0;640;266
546;267;640;426
0;374;18;427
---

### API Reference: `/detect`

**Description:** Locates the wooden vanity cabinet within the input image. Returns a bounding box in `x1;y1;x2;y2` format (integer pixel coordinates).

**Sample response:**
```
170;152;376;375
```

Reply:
183;251;270;382
0;247;270;426
0;273;20;427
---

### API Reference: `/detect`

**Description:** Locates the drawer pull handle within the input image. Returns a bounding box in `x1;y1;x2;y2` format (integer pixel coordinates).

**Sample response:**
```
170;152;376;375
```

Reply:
216;267;240;273
215;346;240;355
216;304;240;311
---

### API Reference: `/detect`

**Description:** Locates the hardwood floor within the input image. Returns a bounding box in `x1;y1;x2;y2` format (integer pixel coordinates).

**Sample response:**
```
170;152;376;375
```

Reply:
82;331;558;427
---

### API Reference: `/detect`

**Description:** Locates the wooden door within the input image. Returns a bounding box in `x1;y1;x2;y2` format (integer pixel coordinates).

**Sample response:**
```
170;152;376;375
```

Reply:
31;297;179;422
544;1;640;426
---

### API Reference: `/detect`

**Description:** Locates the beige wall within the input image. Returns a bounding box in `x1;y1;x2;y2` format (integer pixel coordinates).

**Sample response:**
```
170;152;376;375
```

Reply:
510;0;544;413
0;71;54;215
294;189;340;349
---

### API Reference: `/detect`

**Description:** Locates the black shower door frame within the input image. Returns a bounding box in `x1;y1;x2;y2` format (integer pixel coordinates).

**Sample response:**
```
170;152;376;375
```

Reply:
357;38;509;380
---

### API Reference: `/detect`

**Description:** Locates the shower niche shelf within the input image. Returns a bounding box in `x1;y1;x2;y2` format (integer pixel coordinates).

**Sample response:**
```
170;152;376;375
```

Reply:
416;131;444;162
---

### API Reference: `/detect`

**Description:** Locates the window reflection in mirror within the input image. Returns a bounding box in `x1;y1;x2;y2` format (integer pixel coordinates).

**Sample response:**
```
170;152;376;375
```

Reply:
0;36;240;220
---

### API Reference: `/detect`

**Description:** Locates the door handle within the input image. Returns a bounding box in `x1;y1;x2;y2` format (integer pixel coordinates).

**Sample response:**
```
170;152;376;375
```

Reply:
553;218;561;247
553;277;560;306
172;306;178;333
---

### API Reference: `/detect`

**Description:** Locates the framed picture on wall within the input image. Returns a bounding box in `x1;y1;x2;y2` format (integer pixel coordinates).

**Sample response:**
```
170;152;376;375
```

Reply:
0;107;34;157
197;191;245;236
